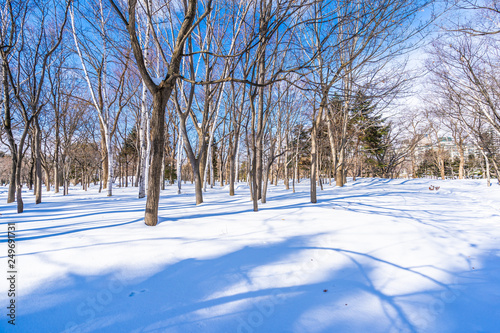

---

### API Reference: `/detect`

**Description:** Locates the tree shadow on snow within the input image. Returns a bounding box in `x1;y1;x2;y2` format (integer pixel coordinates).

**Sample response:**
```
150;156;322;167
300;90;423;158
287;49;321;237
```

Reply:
8;233;500;333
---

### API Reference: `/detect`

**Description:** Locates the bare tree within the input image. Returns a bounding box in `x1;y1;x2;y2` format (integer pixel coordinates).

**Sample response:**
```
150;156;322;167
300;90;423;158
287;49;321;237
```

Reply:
1;0;28;203
70;0;130;197
110;0;212;225
2;0;70;212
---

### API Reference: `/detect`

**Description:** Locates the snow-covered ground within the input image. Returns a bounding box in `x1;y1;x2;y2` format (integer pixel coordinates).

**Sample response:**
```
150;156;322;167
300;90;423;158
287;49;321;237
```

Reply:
1;178;500;333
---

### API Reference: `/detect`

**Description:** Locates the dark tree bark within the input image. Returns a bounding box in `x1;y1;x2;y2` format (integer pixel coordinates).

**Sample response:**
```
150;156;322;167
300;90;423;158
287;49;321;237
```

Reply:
54;122;60;192
2;60;17;203
34;117;42;204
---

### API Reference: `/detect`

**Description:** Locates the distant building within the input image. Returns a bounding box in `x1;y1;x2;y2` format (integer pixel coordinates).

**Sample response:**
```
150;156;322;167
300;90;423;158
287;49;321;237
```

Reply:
416;135;480;159
398;135;481;178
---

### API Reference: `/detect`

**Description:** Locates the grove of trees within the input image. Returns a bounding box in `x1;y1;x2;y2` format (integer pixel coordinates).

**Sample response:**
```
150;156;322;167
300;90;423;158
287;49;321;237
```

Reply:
1;0;499;225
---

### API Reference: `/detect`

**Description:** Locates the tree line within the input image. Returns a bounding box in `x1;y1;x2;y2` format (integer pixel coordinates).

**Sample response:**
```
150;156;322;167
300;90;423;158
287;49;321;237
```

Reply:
2;0;498;226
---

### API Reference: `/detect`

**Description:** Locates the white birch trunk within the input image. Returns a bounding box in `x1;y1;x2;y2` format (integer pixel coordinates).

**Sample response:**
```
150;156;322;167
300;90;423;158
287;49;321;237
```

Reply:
105;126;112;196
145;113;151;192
101;7;112;197
137;21;150;198
160;148;165;189
235;141;240;183
210;144;214;188
177;133;183;194
138;82;148;198
71;3;113;196
201;16;247;191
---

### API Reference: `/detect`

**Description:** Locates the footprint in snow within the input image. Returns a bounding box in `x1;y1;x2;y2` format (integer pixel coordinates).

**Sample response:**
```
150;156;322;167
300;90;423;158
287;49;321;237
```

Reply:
129;289;148;297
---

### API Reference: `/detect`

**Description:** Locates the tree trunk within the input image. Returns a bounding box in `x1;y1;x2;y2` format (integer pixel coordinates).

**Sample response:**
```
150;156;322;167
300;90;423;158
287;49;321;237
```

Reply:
210;146;214;188
193;165;203;205
144;90;169;226
218;148;223;186
54;162;59;193
310;124;318;203
63;175;68;196
336;147;345;187
29;156;34;192
7;158;16;203
329;162;333;185
135;151;140;187
161;149;166;190
336;167;343;187
256;122;263;200
2;59;16;202
439;155;445;180
252;160;258;211
28;148;36;195
177;133;183;194
125;161;129;187
138;82;149;198
246;144;251;187
235;142;240;183
170;148;175;185
262;163;270;204
255;56;265;201
284;136;289;190
101;131;108;190
54;116;60;193
326;113;338;182
292;139;300;193
119;162;122;188
229;139;237;196
284;164;289;190
311;102;323;202
318;150;323;191
274;163;278;186
458;147;465;180
34;117;42;204
482;152;491;187
104;125;113;196
16;183;23;213
15;160;23;213
98;166;102;193
45;165;51;192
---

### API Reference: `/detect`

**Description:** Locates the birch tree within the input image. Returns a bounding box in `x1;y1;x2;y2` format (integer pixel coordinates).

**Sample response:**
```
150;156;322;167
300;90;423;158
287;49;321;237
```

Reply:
71;0;130;197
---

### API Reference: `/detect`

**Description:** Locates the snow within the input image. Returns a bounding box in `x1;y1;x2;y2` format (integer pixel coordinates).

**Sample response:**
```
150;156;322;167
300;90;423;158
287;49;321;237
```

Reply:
1;178;500;333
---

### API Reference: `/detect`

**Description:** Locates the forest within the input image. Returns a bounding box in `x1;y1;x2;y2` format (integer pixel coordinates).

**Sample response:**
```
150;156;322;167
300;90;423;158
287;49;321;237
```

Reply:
3;1;500;333
1;0;500;226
